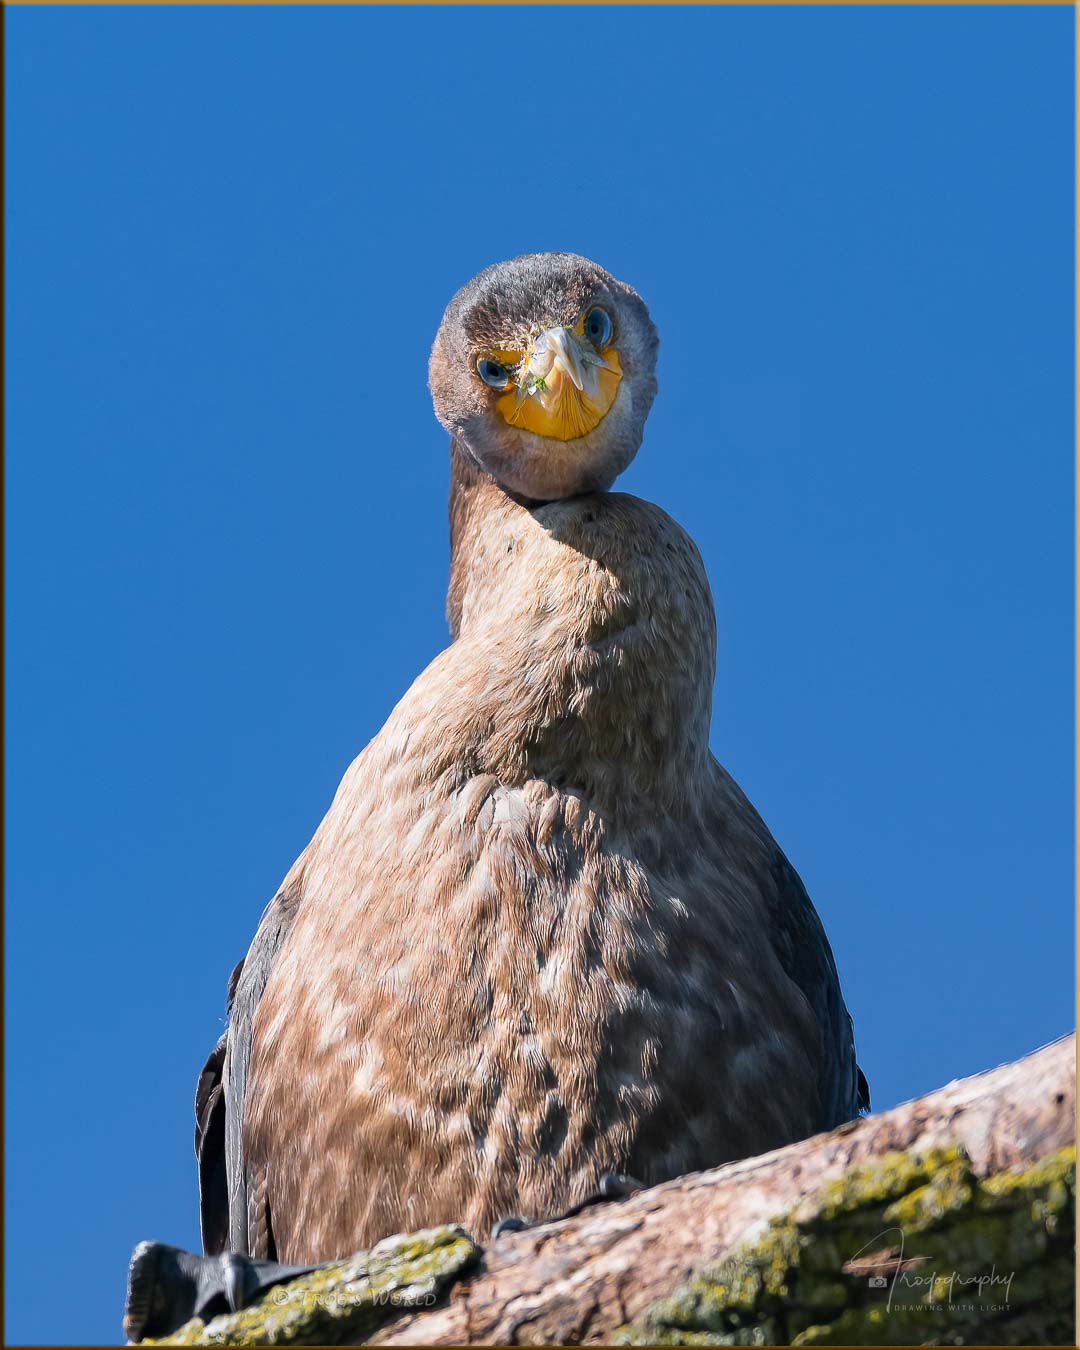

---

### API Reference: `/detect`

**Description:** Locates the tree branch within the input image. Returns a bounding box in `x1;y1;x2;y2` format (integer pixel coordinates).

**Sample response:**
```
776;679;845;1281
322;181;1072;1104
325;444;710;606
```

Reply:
136;1036;1075;1346
373;1035;1075;1346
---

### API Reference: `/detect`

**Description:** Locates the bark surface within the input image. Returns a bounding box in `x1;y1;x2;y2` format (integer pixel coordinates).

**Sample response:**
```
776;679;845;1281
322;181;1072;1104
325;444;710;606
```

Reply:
139;1035;1076;1346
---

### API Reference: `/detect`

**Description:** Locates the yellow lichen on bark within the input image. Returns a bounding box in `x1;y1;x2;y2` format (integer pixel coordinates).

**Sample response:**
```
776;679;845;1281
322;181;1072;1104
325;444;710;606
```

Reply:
132;1150;1075;1346
616;1145;1076;1346
138;1226;479;1347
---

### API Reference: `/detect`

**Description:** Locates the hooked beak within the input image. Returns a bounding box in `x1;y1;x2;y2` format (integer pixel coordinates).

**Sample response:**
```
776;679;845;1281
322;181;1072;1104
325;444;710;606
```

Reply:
528;326;590;393
496;326;622;442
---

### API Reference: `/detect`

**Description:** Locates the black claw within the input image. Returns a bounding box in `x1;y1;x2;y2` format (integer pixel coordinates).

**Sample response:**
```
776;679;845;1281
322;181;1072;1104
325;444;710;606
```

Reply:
490;1215;532;1239
598;1171;645;1200
558;1172;647;1220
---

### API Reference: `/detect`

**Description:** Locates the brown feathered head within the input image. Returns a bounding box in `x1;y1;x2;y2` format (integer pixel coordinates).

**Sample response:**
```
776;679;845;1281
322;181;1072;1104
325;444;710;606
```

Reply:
429;253;658;502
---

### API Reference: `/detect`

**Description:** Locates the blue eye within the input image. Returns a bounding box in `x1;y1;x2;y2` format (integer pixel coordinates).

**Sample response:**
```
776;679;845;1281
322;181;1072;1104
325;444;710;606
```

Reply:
477;358;510;388
583;307;612;347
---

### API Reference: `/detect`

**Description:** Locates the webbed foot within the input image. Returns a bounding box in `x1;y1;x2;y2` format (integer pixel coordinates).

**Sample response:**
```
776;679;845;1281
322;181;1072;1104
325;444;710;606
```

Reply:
123;1240;320;1342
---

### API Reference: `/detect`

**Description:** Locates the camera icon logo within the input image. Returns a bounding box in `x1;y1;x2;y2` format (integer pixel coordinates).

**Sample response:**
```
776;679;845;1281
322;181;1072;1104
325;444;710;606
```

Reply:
868;1276;889;1289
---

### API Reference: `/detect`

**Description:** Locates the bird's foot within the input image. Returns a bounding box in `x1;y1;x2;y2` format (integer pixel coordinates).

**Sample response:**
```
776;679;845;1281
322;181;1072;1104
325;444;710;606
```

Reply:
489;1172;645;1241
124;1240;320;1342
560;1171;645;1217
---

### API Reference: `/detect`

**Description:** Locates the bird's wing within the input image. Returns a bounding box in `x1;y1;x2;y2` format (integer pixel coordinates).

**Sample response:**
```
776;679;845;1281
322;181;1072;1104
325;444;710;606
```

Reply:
767;852;870;1127
194;884;303;1256
195;1031;229;1254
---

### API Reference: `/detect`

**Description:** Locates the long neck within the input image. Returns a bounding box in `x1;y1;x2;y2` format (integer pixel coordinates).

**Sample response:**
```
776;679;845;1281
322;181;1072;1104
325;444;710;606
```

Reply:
440;438;716;814
446;438;529;638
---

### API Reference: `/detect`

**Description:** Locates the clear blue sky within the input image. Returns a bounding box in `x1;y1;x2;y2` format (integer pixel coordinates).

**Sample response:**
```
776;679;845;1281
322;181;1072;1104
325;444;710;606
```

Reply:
5;6;1074;1345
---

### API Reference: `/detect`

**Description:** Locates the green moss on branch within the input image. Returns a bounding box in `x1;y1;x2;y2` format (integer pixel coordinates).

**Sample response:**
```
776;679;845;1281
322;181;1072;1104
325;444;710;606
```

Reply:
616;1146;1075;1347
140;1225;479;1347
132;1147;1074;1345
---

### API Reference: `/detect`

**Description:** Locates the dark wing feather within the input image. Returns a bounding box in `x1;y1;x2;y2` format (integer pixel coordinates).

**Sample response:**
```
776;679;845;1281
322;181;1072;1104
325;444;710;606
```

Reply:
223;884;303;1256
195;959;244;1254
195;1031;229;1253
194;885;302;1257
768;853;868;1128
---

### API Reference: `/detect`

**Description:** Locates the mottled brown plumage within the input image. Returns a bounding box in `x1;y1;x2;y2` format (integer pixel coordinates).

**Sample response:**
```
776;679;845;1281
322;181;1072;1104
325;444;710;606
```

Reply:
196;253;866;1265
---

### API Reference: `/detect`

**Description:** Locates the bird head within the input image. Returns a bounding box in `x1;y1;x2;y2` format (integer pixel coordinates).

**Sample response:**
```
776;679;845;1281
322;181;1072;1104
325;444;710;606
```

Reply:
429;253;658;502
